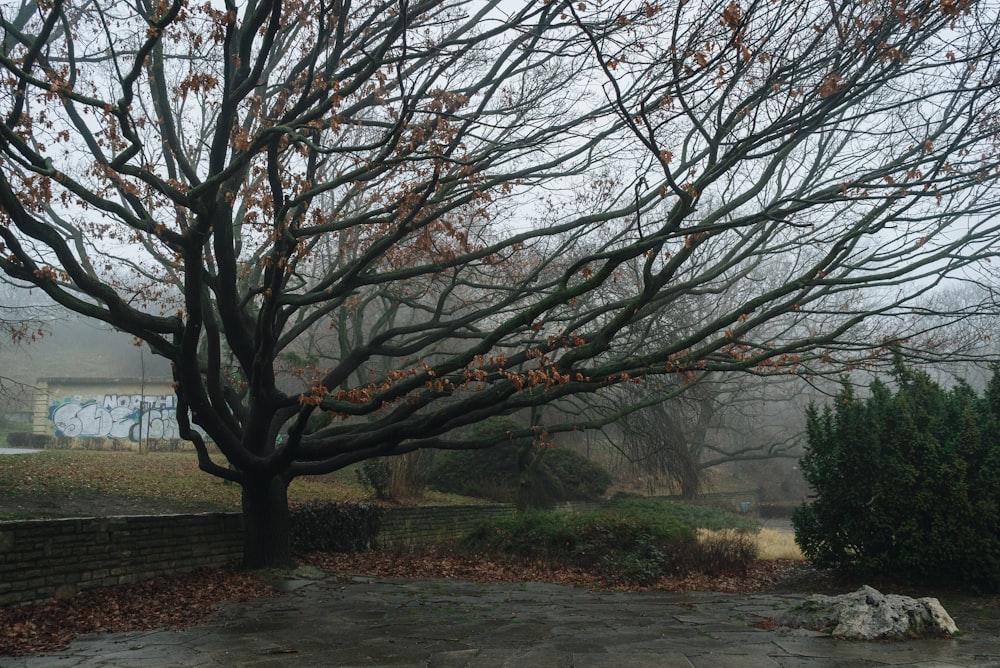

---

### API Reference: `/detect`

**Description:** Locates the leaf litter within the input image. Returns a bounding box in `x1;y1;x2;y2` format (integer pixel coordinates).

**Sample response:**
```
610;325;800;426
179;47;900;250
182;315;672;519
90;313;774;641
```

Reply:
1;554;814;657
0;569;275;656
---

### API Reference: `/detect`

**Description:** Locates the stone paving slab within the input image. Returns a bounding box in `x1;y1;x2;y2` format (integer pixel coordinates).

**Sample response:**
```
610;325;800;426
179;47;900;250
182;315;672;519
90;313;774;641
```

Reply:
4;574;1000;667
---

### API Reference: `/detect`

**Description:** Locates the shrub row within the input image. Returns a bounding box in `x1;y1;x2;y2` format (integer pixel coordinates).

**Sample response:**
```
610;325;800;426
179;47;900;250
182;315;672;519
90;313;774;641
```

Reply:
611;495;759;532
6;432;54;448
462;497;757;585
288;497;758;585
427;442;611;506
5;433;191;452
289;501;385;553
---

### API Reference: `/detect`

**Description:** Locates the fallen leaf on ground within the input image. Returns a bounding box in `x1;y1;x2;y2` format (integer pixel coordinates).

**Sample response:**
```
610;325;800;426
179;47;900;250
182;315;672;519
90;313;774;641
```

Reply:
302;550;814;594
1;553;820;657
0;569;275;657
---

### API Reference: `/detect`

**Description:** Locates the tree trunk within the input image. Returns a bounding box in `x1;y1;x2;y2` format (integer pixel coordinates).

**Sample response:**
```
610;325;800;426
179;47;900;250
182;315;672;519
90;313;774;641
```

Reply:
240;474;292;569
679;474;700;500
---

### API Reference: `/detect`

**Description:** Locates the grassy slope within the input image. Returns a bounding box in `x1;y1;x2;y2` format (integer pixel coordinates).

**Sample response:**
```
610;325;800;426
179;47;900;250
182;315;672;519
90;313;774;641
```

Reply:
0;450;473;516
0;451;804;561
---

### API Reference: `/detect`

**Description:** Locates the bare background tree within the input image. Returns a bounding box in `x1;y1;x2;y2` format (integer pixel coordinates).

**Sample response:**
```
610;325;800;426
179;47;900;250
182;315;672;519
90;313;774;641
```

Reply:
2;0;1000;565
0;279;51;417
589;373;802;499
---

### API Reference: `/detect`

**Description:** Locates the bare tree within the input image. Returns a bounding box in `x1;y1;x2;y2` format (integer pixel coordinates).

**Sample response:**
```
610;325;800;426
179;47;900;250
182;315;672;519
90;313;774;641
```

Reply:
593;372;803;498
0;277;57;408
2;0;1000;566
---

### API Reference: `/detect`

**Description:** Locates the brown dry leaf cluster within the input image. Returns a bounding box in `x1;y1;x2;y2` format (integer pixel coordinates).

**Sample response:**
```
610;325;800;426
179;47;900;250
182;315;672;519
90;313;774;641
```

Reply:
305;550;606;589
0;569;275;657
303;550;812;594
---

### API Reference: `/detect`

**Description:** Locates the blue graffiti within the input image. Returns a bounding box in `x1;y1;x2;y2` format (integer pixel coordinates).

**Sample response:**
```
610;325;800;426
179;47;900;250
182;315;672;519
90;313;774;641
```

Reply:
49;394;180;440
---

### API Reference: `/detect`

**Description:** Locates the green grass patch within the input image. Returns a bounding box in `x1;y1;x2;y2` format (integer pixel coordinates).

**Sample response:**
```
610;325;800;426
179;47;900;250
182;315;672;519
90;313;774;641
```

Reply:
463;496;759;585
609;496;759;532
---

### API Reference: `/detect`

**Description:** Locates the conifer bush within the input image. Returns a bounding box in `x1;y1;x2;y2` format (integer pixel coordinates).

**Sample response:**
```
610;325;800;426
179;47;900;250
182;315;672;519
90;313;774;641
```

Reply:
793;362;1000;590
426;418;611;505
463;505;698;585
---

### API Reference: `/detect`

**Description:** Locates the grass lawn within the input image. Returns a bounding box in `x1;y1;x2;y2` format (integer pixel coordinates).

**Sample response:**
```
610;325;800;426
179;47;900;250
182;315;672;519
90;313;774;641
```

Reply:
0;449;475;518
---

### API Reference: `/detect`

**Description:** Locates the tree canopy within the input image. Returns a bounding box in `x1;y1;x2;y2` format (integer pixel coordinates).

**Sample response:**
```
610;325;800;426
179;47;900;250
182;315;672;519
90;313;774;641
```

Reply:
2;0;1000;565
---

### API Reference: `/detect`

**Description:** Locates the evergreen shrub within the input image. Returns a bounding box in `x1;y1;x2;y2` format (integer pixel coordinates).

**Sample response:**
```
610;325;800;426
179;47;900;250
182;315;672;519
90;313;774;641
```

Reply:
426;418;611;504
793;363;1000;590
463;497;756;585
355;458;392;500
464;506;696;585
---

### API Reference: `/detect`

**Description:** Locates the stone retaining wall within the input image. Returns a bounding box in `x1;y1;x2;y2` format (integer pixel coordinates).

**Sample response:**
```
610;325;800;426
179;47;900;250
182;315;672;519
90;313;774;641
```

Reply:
0;513;243;606
376;504;516;550
0;504;517;606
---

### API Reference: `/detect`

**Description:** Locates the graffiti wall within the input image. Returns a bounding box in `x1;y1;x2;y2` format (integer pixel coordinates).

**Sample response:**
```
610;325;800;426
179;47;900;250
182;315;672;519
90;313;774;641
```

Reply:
48;393;180;441
33;379;183;443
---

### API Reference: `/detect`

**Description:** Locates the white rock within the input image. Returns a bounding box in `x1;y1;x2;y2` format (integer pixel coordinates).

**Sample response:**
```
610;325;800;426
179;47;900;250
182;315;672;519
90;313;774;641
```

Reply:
776;585;959;640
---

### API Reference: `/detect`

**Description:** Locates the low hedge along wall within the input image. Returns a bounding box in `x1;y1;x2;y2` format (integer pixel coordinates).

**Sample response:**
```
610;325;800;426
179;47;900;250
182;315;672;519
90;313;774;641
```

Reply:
5;432;193;452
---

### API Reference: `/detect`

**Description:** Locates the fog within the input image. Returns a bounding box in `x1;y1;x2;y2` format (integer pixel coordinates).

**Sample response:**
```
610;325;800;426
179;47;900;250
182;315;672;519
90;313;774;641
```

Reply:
0;314;171;409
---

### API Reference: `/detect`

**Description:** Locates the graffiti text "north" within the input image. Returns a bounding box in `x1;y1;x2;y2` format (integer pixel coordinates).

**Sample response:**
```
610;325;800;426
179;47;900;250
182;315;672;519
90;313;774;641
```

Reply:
102;394;176;411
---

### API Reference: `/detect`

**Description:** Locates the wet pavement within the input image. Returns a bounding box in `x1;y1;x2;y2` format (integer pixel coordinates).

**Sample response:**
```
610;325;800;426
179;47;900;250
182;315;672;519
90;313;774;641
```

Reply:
5;568;1000;667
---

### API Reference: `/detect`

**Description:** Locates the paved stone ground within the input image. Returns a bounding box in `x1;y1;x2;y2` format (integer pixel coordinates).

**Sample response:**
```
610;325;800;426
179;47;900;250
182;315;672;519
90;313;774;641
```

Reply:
6;570;1000;667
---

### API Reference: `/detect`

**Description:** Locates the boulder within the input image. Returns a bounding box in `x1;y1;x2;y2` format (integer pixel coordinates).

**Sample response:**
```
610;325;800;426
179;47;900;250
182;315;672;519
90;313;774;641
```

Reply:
776;585;959;640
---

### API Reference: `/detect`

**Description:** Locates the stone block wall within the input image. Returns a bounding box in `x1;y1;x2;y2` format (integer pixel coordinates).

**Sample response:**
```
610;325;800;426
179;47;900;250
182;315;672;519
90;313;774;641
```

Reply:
376;504;516;550
0;504;520;606
0;513;243;606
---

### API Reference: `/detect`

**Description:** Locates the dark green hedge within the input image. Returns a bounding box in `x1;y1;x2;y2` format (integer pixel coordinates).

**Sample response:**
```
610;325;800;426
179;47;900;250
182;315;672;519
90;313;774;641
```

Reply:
462;496;757;585
5;433;54;448
289;501;385;553
426;417;608;506
427;443;611;504
793;363;1000;590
